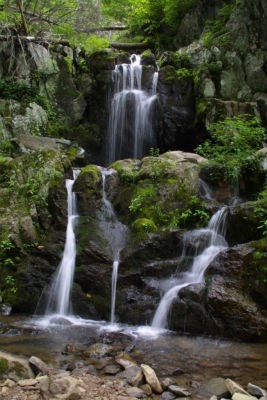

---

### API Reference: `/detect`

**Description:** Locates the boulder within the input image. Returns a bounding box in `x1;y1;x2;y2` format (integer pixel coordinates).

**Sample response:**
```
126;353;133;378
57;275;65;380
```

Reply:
29;356;49;375
84;343;114;358
225;379;251;396
168;244;267;341
226;202;262;246
0;351;34;381
39;372;83;400
126;386;146;398
198;377;229;399
140;364;162;394
247;383;267;398
232;394;258;400
168;385;191;397
12;135;71;154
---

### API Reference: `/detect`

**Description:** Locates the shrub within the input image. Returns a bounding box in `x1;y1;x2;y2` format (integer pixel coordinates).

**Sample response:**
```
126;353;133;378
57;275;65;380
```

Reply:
195;114;266;182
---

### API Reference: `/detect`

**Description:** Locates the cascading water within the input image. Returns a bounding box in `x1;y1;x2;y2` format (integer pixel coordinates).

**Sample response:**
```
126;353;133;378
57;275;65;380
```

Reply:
99;168;128;323
151;206;228;329
45;169;80;316
107;54;158;164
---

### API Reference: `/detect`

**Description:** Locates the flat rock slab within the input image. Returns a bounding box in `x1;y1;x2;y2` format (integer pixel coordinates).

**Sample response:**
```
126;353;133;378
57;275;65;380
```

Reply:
232;394;258;400
168;384;191;397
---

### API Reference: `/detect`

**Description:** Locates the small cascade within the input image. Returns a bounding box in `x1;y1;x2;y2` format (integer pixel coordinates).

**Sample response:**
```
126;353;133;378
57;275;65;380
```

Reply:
107;54;158;164
99;168;128;323
198;178;213;201
45;169;80;316
151;206;228;329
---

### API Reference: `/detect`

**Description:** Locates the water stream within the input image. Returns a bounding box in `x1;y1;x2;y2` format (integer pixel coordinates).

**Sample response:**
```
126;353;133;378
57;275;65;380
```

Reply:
152;206;228;329
43;169;80;317
107;54;158;164
99;168;128;323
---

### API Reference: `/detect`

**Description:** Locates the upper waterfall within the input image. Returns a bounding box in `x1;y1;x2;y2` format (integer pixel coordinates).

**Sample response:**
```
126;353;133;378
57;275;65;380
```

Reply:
106;54;158;164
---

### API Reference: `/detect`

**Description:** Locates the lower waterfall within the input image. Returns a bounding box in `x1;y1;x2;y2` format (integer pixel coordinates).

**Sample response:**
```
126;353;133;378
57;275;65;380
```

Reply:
45;169;80;316
151;206;228;329
99;168;128;323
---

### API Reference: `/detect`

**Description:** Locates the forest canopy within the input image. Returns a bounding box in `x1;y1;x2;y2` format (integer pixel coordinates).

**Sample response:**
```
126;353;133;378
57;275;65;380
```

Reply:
0;0;201;49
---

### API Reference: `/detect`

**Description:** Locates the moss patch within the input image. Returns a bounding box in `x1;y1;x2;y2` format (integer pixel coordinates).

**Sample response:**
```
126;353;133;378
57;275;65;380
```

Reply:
0;358;8;375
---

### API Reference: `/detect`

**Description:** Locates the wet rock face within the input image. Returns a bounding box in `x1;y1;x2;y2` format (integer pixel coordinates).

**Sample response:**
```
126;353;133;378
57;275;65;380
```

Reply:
157;66;197;152
168;244;267;341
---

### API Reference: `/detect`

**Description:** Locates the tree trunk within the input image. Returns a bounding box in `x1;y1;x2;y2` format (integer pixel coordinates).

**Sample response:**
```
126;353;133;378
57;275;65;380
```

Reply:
16;0;29;35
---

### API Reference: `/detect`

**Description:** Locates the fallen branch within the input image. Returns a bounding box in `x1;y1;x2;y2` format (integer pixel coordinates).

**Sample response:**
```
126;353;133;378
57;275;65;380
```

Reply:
0;35;70;46
110;42;149;50
84;26;128;33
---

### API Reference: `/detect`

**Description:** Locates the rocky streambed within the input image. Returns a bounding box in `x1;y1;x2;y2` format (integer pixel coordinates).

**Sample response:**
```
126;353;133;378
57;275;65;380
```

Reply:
0;316;266;400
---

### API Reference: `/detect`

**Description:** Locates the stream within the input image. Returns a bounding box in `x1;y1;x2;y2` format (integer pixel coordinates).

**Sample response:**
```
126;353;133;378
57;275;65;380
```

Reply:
0;315;266;395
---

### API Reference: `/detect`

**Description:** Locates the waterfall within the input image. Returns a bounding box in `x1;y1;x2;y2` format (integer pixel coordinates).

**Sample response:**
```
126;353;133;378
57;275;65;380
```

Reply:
151;206;228;329
45;169;80;316
107;54;158;164
198;178;213;200
99;168;128;323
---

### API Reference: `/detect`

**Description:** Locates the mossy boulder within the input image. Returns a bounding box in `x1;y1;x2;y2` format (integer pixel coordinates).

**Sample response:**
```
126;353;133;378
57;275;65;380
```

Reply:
73;164;102;214
0;351;34;381
0;147;71;310
132;218;157;234
110;151;208;235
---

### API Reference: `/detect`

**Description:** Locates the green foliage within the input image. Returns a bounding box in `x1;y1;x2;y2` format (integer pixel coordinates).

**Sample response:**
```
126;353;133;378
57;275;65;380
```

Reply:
254;186;267;238
0;140;13;156
125;0;200;48
82;35;109;55
163;0;198;28
54;28;110;55
101;0;131;22
144;157;174;181
176;68;193;80
202;3;235;50
253;238;267;284
195;115;266;182
0;79;39;102
8;150;66;207
129;185;156;214
111;161;139;183
0;274;17;304
0;238;14;252
149;147;160;157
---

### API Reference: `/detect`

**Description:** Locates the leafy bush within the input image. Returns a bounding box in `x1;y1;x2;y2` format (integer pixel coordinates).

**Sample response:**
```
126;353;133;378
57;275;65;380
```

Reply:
0;140;13;156
202;3;235;50
254;185;267;238
0;79;39;102
195;115;266;182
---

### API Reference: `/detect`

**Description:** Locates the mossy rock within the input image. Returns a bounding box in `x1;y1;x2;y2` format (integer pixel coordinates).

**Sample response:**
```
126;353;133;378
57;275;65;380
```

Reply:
73;164;102;199
110;159;140;182
110;151;209;232
0;358;8;375
0;351;34;380
132;218;157;233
